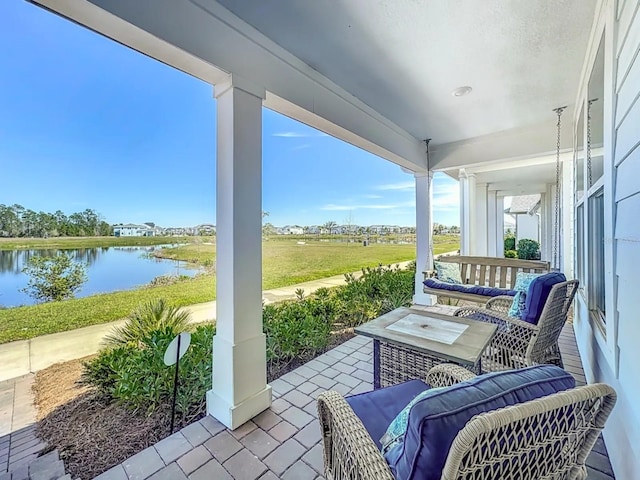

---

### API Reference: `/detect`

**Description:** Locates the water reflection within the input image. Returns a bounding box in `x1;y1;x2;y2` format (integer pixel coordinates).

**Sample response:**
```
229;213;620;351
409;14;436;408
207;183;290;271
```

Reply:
0;245;198;308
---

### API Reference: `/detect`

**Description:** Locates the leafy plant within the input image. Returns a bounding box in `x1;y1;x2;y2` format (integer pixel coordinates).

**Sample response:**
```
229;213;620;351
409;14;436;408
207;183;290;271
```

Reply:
504;233;516;252
21;253;87;302
505;249;518;258
83;323;214;418
105;298;191;347
517;239;541;260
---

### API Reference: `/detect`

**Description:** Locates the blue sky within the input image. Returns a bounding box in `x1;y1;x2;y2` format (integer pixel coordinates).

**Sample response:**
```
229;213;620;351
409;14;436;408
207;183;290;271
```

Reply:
0;1;460;228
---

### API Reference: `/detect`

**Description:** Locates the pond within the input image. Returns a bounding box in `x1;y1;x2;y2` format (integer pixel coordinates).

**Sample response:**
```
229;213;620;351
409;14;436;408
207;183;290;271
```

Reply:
0;245;199;308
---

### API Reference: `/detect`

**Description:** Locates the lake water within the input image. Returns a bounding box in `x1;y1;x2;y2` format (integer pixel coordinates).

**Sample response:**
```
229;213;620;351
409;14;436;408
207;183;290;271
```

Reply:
0;245;199;308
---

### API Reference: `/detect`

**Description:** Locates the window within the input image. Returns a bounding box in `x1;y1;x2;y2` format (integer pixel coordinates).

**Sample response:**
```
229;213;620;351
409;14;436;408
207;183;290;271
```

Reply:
576;203;584;285
574;32;607;335
588;189;605;324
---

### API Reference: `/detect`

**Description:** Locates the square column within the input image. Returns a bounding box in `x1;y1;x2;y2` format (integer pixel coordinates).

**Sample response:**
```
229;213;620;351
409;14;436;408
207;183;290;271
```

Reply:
496;196;505;257
487;190;498;257
459;169;476;255
413;171;434;306
474;182;489;256
207;75;271;429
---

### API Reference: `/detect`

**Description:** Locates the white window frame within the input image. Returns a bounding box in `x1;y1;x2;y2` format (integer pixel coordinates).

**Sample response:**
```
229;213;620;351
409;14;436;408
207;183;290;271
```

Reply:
572;4;618;373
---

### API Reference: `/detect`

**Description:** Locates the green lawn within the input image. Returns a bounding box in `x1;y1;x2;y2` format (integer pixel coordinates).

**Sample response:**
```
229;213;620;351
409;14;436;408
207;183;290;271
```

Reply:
0;236;207;250
0;235;459;344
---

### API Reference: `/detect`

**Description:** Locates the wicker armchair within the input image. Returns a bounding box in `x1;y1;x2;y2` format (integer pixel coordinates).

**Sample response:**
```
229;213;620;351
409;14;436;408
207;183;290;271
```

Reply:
317;364;616;480
453;279;578;372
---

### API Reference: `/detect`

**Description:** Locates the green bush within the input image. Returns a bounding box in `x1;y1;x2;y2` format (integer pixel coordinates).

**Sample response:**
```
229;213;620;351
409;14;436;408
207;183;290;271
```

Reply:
21;253;87;302
505;250;517;258
263;296;333;363
83;323;214;417
105;299;191;347
504;234;516;252
84;264;416;418
517;239;541;260
334;264;414;327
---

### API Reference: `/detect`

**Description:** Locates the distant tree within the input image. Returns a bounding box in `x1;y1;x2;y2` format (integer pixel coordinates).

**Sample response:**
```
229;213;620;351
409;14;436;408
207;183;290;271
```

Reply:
323;220;337;234
262;222;277;236
432;222;444;235
21;253;88;302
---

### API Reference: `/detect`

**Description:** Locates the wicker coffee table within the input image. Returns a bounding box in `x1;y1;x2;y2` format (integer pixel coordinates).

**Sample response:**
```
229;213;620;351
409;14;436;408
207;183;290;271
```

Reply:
355;307;497;388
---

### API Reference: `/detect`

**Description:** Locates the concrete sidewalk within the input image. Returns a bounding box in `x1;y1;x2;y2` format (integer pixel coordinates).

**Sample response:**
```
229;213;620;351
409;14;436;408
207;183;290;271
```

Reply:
0;262;413;382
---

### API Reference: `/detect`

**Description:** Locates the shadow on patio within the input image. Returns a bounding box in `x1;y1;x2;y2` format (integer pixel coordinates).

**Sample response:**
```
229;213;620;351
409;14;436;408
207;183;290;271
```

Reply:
96;308;615;480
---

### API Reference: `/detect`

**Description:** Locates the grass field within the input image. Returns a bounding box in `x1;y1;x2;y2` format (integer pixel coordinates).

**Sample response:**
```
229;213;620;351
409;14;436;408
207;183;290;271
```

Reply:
0;236;206;250
0;235;459;343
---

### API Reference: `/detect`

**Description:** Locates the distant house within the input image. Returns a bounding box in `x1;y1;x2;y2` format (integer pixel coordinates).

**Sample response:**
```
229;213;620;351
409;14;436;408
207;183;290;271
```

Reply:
505;194;541;243
281;225;304;235
113;223;154;237
195;223;216;235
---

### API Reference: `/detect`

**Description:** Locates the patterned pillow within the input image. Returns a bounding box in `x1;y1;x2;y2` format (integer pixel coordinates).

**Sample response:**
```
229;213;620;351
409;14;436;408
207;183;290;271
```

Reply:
434;261;462;284
380;387;444;456
508;272;543;318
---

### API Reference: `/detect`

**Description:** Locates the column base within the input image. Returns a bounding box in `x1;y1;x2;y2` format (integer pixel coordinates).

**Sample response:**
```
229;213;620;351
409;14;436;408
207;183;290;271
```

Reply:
413;274;434;306
207;385;272;430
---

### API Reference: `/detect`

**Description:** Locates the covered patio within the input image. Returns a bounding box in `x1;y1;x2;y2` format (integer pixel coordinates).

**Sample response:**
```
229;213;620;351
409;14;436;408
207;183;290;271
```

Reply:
21;0;640;478
94;308;614;480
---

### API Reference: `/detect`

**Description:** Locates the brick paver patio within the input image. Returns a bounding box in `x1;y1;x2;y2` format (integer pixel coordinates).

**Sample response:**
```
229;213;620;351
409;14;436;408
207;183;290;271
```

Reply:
95;307;614;480
0;374;47;478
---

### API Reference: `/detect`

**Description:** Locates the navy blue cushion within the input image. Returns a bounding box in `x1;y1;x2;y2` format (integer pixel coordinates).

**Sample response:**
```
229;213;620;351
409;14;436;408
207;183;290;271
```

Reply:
522;272;566;324
346;379;429;449
423;278;516;297
383;365;576;480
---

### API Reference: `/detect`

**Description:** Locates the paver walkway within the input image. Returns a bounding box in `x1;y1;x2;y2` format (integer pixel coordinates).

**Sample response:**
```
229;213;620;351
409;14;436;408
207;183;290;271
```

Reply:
0;374;45;478
0;261;414;382
97;307;615;480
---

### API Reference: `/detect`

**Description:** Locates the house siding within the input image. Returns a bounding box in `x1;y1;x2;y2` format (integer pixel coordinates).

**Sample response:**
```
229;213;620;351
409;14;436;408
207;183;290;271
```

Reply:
575;1;640;478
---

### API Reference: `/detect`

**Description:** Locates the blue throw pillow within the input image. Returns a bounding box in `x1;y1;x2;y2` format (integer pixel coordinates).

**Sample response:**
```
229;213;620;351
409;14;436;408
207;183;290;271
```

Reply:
434;261;462;284
508;272;543;318
521;272;567;324
382;365;576;480
380;388;444;456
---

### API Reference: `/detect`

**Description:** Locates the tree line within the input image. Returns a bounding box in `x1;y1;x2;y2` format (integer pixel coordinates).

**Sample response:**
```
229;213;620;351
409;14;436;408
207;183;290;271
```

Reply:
0;204;112;238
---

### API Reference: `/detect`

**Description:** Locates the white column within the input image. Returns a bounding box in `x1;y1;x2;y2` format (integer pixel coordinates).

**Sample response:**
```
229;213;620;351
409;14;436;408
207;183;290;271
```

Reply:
414;171;434;306
487;190;498;257
459;170;476;255
474;182;488;255
207;75;271;429
561;158;574;276
496;196;505;257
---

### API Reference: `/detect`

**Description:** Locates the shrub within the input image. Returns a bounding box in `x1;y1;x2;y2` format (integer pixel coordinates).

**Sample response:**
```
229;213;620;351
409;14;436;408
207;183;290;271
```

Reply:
505;249;518;258
334;264;415;326
504;234;516;252
104;298;192;347
517;239;541;260
263;294;334;363
21;253;87;302
83;323;214;418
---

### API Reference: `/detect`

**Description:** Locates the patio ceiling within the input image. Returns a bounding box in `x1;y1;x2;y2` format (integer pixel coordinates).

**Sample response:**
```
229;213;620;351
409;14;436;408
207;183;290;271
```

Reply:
31;0;597;172
215;0;597;169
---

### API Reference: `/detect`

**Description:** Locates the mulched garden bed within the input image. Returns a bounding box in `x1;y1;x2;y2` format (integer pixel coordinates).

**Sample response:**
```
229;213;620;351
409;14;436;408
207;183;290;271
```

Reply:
33;330;355;480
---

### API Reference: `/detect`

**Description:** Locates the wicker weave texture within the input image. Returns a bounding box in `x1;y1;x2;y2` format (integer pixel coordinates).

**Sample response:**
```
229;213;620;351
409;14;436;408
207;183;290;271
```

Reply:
317;390;394;480
317;365;616;480
454;280;579;372
441;383;616;480
377;340;479;388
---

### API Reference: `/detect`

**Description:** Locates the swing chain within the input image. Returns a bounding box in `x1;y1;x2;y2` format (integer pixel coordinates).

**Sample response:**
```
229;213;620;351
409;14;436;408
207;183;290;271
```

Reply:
552;107;565;271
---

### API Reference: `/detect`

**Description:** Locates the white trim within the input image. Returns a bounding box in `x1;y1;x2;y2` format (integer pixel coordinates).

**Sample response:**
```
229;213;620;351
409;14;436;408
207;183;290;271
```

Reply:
31;0;426;171
572;0;618;373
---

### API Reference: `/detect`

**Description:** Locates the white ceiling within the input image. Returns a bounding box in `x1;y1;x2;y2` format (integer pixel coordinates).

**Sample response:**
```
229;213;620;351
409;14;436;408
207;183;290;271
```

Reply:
215;0;597;147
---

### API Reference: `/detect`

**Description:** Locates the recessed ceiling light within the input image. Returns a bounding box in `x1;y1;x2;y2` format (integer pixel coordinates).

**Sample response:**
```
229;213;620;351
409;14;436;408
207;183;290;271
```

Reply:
452;86;472;97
